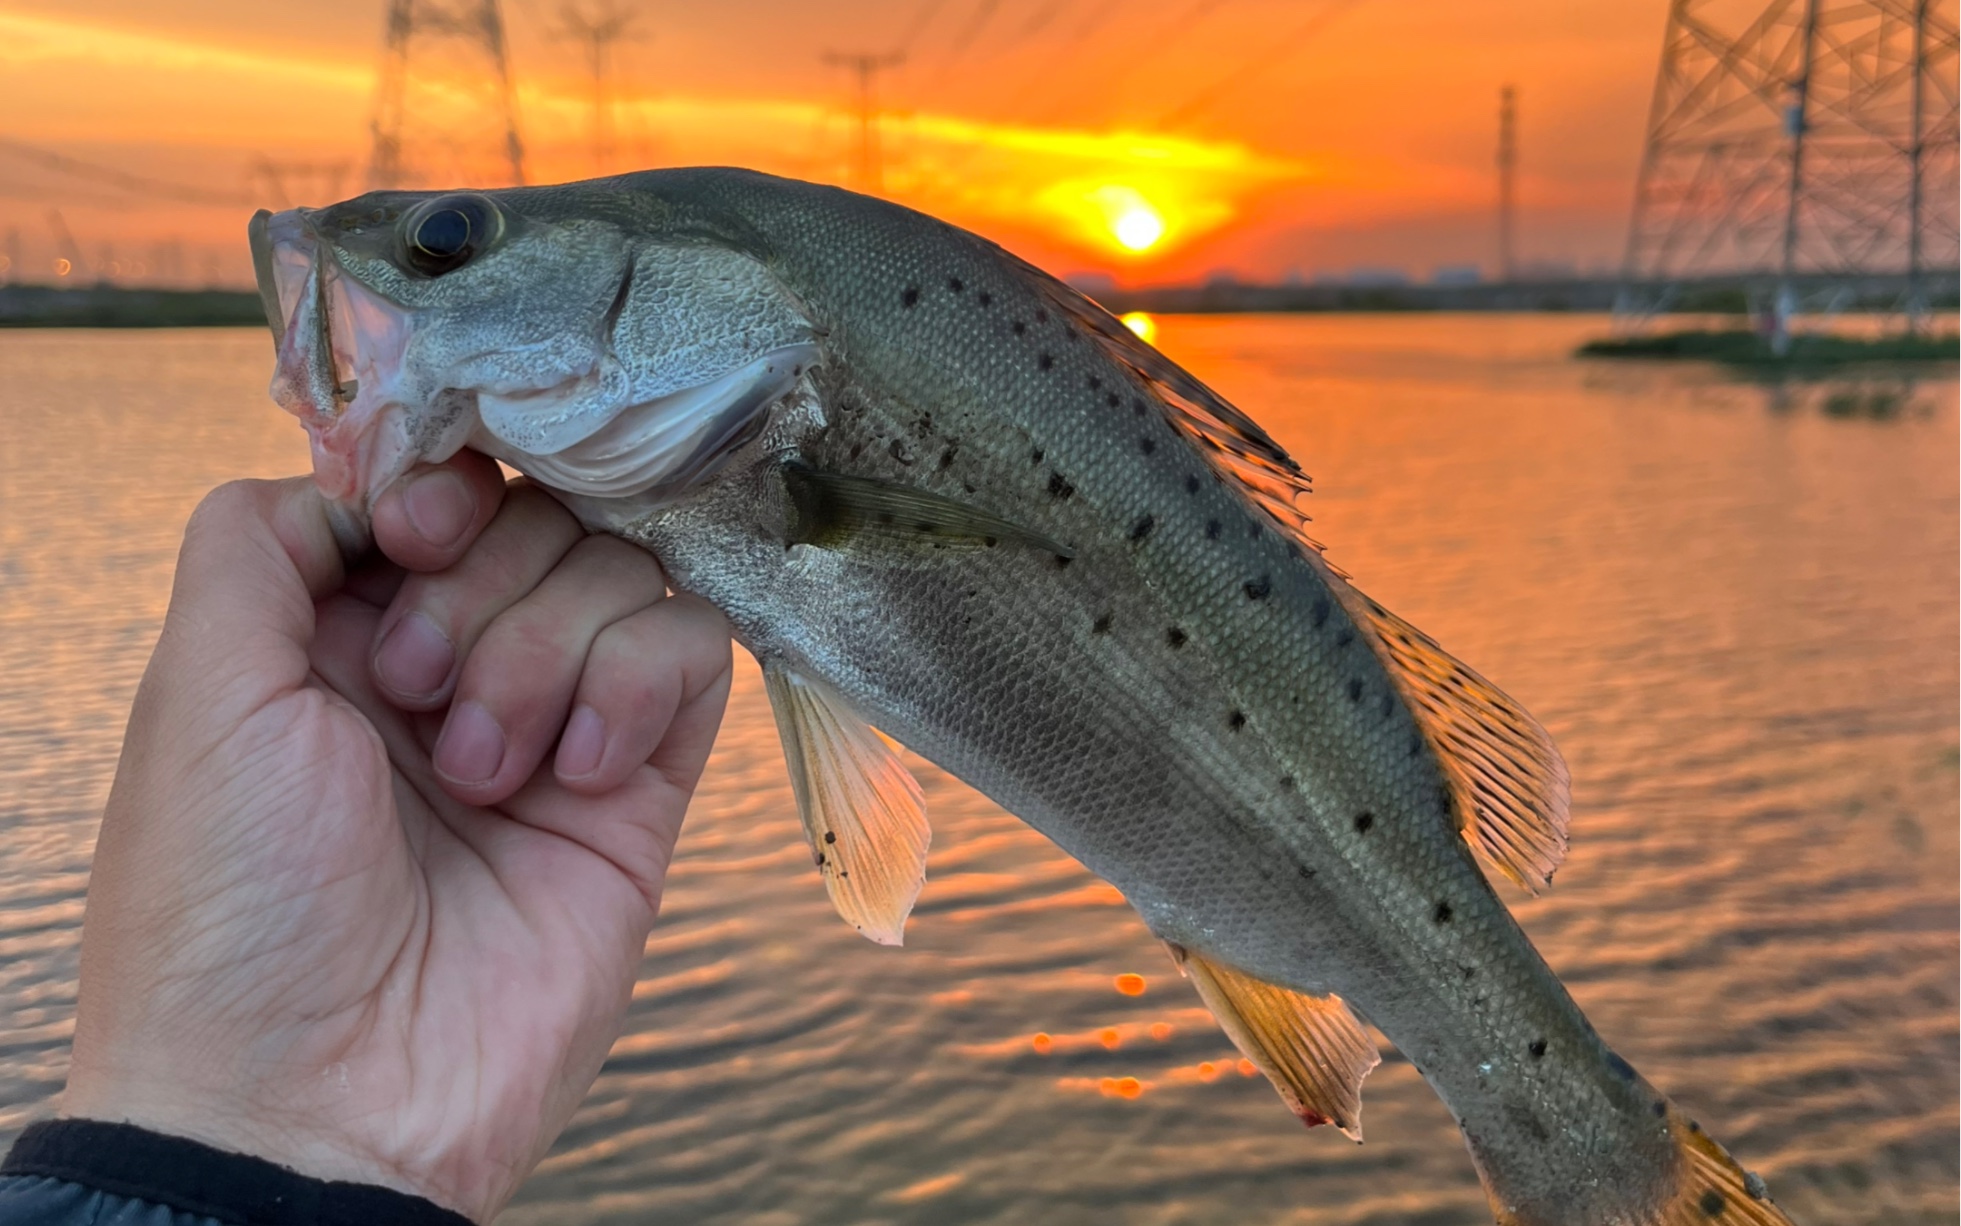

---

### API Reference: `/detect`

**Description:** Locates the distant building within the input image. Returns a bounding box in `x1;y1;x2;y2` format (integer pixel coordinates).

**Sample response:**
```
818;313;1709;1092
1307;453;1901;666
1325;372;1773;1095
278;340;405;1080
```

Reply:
1516;258;1579;282
1431;264;1483;286
1343;266;1410;287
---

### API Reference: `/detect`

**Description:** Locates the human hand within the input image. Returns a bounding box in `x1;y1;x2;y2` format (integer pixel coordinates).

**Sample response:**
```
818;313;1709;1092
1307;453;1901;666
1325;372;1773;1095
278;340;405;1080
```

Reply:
62;453;732;1222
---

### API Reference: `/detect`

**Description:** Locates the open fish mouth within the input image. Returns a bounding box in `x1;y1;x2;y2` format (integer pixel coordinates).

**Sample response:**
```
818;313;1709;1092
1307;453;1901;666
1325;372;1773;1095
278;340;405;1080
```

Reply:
251;207;440;512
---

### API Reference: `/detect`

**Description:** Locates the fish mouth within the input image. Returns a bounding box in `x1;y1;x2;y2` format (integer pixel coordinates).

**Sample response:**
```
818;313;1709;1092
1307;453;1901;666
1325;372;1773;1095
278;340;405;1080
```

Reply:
252;208;445;514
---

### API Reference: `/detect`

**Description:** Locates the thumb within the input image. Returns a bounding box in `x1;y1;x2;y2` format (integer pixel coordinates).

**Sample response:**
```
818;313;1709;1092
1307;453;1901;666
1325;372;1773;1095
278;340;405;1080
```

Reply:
147;477;351;734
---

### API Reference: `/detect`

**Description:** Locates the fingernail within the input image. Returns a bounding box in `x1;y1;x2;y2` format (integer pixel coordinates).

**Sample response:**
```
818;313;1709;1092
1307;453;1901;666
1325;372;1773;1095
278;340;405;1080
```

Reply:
402;469;473;549
436;701;506;785
374;612;455;699
558;705;606;779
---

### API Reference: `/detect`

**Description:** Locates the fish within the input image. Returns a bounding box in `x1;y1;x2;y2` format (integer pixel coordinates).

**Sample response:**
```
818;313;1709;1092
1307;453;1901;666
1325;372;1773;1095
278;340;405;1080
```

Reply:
249;169;1796;1226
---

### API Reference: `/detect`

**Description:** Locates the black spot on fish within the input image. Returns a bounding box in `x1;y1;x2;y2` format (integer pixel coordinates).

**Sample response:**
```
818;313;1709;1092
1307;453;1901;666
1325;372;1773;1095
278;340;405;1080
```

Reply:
1131;397;1147;417
1608;1052;1637;1083
876;512;895;526
1035;308;1048;323
1204;519;1222;539
982;536;998;547
1311;597;1330;628
1052;554;1072;570
1528;1039;1547;1060
1063;327;1079;342
1459;964;1477;979
1408;735;1424;758
1244;575;1272;600
1048;473;1075;500
850;442;864;460
815;852;826;866
1652;1100;1668;1118
1139;437;1156;455
889;438;914;464
1434;901;1453;923
1279;775;1295;790
1106;392;1120;408
1038;353;1054;370
1700;1191;1726;1217
1508;1104;1551;1143
1228;710;1246;731
1380;693;1396;719
947;276;964;292
1297;864;1316;879
1689;1120;1701;1134
901;286;920;308
1012;320;1027;335
824;831;836;844
1088;376;1101;390
1185;475;1201;494
1092;613;1113;634
1129;514;1156;541
939;445;957;470
1247;521;1261;539
1166;627;1188;648
978;291;992;306
1334;629;1353;648
1031;448;1044;464
1346;679;1363;703
1354;812;1374;834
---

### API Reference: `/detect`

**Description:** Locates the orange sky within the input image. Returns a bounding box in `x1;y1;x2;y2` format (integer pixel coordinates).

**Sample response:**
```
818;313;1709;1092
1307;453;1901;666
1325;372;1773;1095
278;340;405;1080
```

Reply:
0;0;1671;288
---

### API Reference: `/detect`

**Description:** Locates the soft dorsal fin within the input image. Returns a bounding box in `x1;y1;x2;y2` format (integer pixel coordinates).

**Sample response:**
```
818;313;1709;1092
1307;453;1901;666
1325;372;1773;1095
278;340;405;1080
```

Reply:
1322;571;1571;892
1010;265;1570;890
1167;943;1380;1141
762;661;930;946
782;462;1073;557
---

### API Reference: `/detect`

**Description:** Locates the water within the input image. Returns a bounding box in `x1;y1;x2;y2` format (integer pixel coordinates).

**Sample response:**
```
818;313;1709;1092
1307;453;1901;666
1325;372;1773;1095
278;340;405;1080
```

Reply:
0;317;1954;1225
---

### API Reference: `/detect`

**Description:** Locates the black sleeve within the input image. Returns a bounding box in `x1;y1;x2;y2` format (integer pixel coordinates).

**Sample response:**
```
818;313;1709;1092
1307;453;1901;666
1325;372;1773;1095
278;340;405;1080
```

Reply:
0;1119;475;1226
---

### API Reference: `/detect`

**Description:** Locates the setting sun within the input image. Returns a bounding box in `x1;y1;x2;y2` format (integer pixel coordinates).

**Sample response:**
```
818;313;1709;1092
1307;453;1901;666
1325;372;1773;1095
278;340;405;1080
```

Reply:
1113;204;1164;251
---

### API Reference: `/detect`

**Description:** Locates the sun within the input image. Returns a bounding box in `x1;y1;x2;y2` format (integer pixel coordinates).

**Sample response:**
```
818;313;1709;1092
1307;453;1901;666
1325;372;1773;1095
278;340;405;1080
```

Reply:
1113;204;1164;252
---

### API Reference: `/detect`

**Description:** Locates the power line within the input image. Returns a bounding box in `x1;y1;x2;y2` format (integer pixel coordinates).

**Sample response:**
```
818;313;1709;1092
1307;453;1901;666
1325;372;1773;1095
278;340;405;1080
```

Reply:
1154;0;1365;130
0;138;252;207
555;1;644;176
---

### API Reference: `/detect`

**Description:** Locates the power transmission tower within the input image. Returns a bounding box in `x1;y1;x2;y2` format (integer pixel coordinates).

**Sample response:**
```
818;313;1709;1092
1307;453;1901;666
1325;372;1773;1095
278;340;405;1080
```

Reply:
1617;0;1959;337
45;209;83;282
1497;84;1518;282
556;2;643;177
824;50;904;195
369;0;527;190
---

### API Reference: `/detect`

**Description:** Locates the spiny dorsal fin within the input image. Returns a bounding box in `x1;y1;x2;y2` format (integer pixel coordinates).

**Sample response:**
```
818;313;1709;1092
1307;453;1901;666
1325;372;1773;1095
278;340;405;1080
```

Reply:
1321;571;1571;892
783;462;1072;557
1010;265;1569;891
762;661;930;946
1167;943;1380;1141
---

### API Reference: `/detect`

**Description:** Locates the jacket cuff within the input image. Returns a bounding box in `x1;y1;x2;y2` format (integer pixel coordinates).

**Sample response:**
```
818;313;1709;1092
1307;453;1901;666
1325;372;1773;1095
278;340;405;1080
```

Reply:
2;1119;474;1226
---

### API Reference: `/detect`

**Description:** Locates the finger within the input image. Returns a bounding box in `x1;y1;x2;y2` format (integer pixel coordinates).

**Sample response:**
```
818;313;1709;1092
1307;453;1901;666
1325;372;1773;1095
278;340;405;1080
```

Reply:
554;593;734;796
369;485;585;708
432;535;670;801
369;449;508;574
151;477;348;731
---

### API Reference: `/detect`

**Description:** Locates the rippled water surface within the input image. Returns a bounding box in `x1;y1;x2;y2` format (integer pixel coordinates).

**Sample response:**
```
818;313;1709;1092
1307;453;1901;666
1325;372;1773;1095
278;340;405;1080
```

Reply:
1;318;1954;1224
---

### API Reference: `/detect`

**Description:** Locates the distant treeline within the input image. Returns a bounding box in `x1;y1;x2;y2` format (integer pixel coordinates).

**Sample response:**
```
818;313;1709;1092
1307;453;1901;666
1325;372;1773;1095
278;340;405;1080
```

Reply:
2;273;1955;328
0;285;269;329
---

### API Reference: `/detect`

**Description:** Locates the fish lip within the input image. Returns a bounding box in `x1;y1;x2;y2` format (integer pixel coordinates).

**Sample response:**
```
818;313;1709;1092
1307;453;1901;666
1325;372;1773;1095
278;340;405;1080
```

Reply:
261;209;428;512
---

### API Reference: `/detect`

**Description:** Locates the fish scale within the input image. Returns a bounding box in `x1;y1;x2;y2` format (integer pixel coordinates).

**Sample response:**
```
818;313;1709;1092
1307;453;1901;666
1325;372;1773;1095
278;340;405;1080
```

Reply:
253;167;1798;1226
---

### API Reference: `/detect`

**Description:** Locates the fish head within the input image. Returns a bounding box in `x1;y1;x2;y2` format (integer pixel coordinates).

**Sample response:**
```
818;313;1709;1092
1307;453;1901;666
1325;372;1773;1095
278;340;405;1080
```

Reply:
250;181;820;520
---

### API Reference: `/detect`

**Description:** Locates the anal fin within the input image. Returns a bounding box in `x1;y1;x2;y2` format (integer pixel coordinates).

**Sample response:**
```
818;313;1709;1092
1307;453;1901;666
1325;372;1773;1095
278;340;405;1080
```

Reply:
1167;943;1380;1140
763;662;930;946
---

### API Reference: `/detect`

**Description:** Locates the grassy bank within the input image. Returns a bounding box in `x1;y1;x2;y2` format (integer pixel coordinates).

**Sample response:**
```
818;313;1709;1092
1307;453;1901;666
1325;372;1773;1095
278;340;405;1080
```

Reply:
1578;328;1957;369
0;285;267;329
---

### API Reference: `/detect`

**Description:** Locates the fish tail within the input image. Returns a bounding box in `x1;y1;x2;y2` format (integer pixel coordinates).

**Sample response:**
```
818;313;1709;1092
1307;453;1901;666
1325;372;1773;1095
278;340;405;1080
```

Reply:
1643;1103;1795;1226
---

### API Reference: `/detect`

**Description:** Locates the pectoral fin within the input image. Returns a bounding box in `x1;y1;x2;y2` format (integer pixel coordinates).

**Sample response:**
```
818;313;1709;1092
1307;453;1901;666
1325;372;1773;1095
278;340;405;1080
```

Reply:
1168;943;1380;1141
763;661;930;946
783;462;1072;557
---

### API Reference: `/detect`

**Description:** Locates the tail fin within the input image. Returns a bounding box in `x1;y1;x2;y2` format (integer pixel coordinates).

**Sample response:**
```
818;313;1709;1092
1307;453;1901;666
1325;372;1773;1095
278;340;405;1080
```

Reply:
1649;1104;1794;1226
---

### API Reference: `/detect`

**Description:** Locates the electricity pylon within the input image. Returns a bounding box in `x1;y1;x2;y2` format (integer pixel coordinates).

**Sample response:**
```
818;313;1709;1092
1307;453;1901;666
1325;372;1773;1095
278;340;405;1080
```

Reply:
557;2;643;177
369;0;527;189
823;50;904;195
1617;0;1959;333
1498;85;1518;282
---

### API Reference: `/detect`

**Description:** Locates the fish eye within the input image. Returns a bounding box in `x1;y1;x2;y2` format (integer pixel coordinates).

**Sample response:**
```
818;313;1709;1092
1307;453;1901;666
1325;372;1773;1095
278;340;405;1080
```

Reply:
401;194;500;276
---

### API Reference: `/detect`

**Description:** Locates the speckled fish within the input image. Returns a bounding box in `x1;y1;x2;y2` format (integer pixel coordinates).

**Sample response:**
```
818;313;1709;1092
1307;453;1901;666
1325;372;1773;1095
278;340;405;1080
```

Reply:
249;170;1796;1226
